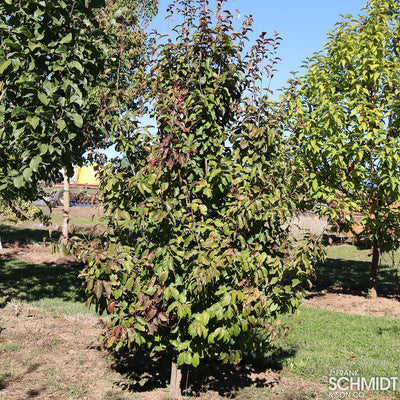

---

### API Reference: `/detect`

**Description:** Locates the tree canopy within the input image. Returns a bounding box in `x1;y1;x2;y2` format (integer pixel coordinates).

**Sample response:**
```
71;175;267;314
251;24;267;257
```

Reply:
285;0;400;298
0;0;157;204
0;0;106;200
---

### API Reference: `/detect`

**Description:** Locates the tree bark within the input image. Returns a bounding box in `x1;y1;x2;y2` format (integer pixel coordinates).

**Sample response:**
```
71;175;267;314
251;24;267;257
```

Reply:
369;236;379;299
170;353;182;400
61;169;70;244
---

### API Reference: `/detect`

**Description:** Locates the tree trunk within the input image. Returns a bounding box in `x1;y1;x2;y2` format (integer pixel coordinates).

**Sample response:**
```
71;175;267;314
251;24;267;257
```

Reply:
61;169;70;244
369;236;379;299
170;353;182;400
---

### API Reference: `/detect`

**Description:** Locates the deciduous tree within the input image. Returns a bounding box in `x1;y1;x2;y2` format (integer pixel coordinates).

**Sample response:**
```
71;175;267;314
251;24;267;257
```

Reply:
285;0;400;298
0;0;157;237
73;0;324;396
0;0;108;201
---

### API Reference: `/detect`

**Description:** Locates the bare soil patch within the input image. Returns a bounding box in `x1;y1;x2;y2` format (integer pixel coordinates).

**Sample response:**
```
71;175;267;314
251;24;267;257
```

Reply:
304;290;400;319
0;243;78;266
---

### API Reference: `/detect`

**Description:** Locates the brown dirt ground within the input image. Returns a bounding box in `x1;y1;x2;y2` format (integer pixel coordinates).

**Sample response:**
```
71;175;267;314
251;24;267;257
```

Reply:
0;297;326;400
0;225;399;399
0;243;78;265
303;291;400;319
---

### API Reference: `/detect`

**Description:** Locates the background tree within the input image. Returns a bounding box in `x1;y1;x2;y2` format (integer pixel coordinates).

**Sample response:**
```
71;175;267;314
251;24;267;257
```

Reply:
0;0;157;237
285;0;400;298
0;0;108;201
93;0;158;147
73;0;324;396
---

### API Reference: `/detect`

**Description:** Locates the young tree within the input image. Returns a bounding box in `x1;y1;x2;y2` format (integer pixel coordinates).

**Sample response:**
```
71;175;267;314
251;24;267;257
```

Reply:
73;0;323;396
285;0;400;298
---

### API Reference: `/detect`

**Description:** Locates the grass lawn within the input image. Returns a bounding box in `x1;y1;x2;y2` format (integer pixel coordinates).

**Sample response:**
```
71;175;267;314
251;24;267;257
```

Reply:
0;224;50;245
272;307;400;385
0;258;92;315
0;205;105;248
314;244;400;295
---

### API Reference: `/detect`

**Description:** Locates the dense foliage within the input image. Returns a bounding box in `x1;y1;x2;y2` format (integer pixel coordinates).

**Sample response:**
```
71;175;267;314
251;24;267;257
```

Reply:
285;0;400;297
0;0;107;201
74;0;324;368
0;0;157;206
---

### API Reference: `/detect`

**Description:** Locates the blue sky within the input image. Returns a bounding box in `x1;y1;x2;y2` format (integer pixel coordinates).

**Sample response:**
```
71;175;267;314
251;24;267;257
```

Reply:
149;0;368;94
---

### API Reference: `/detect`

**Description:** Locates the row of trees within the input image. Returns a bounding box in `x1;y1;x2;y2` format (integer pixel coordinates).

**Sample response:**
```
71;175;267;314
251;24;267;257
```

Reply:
1;0;400;393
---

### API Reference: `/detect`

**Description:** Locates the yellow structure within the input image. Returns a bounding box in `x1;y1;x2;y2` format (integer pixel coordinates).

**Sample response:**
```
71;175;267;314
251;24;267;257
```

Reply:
73;165;100;186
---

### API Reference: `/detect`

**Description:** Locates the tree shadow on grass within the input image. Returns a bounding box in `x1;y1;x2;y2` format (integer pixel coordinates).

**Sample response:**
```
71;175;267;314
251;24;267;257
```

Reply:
0;258;86;303
111;344;296;398
309;257;399;298
0;224;88;247
0;225;51;245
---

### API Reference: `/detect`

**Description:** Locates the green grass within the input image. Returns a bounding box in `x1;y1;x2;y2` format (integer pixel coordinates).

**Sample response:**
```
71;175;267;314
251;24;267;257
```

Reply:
0;258;94;315
314;244;400;295
270;307;400;384
0;343;20;353
0;224;50;245
0;210;104;246
46;211;103;227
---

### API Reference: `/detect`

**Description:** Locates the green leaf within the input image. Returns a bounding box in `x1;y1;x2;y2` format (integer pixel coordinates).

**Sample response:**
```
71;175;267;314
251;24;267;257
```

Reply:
159;270;168;283
192;353;200;367
177;352;185;365
0;59;11;74
38;92;49;106
292;279;300;287
270;277;279;285
184;352;192;365
13;175;24;188
167;256;174;271
30;155;42;172
269;303;278;312
57;119;67;131
204;188;212;198
198;311;210;326
199;204;207;215
70;61;84;73
126;276;134;291
71;113;83;128
60;33;73;44
170;286;180;300
70;94;83;107
23;168;32;181
27;116;40;129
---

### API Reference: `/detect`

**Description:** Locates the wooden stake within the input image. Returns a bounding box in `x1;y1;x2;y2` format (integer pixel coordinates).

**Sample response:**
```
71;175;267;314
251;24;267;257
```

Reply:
61;169;70;244
170;354;182;400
